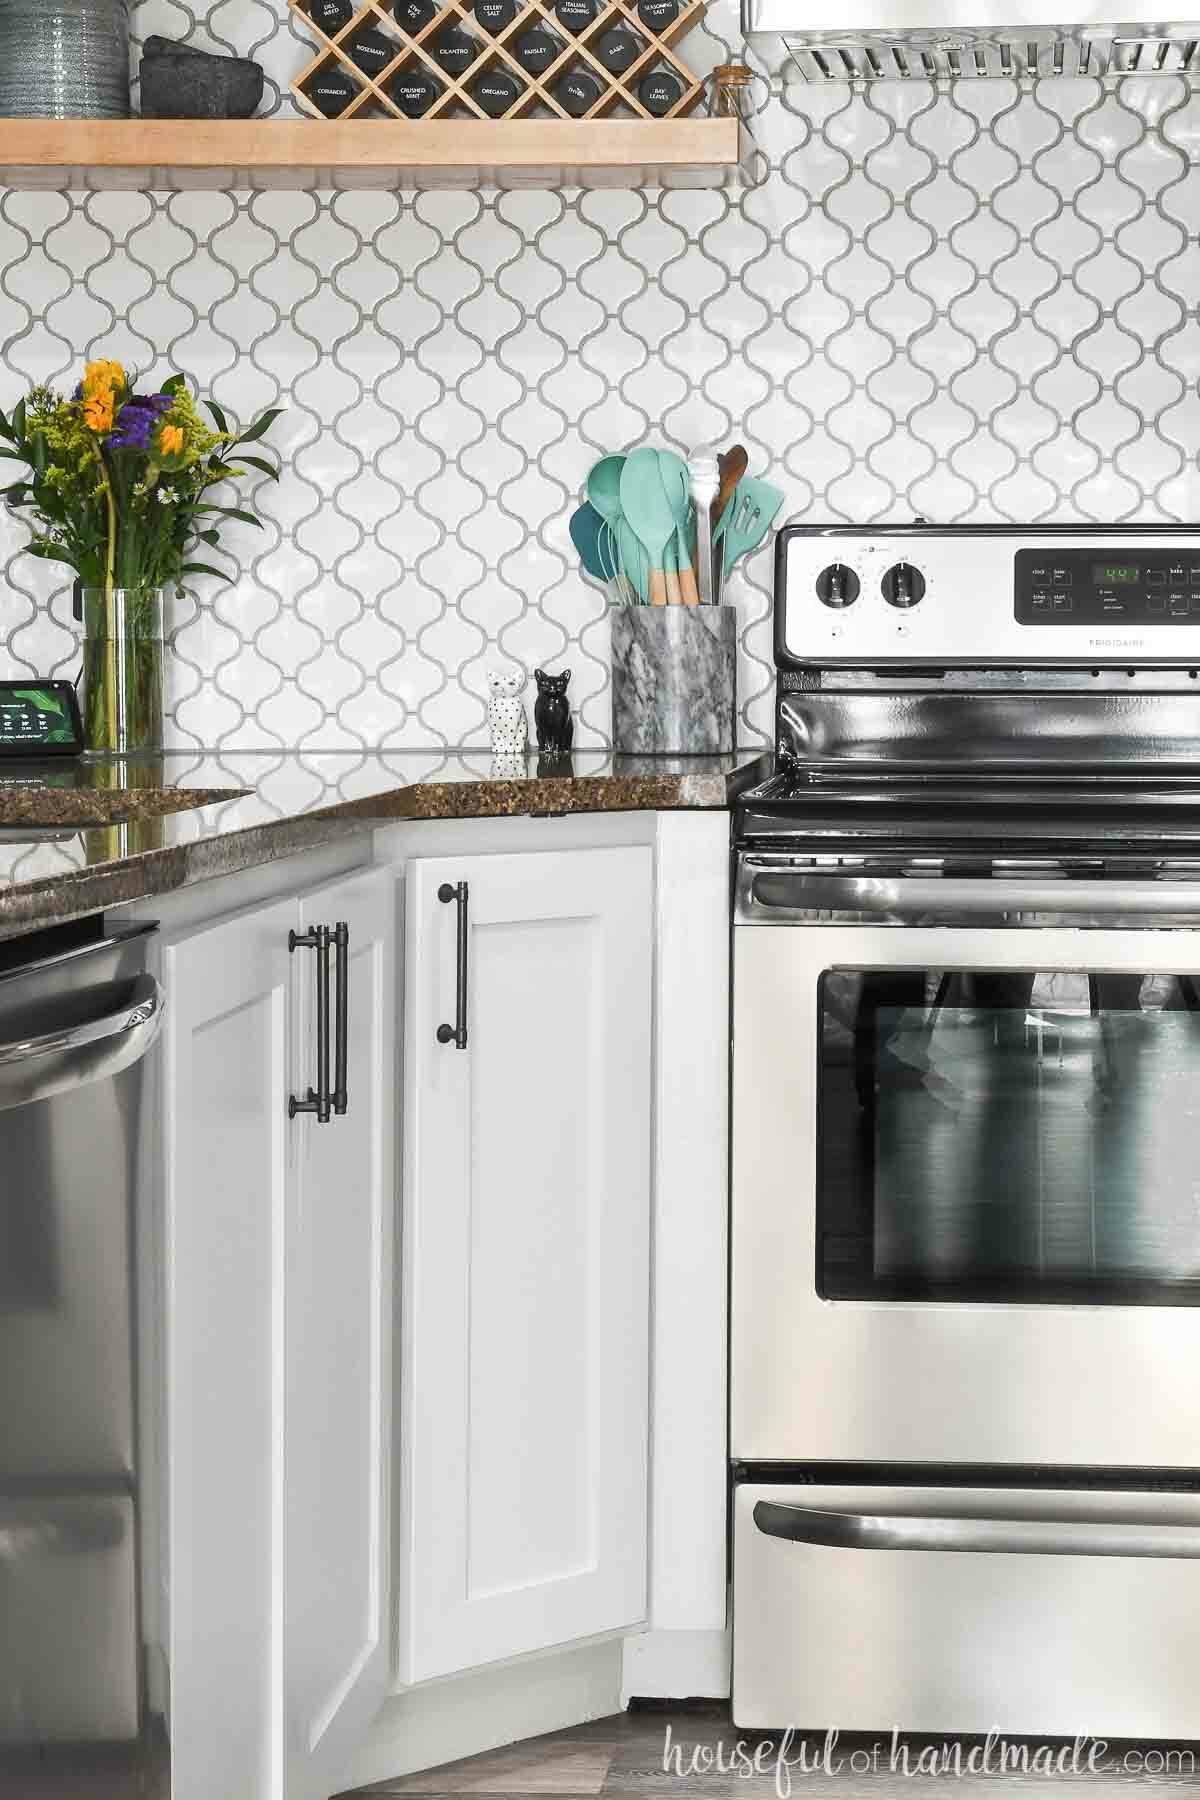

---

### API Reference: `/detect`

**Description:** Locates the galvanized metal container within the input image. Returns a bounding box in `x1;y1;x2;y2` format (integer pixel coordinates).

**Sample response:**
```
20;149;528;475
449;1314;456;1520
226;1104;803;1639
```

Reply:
0;0;130;118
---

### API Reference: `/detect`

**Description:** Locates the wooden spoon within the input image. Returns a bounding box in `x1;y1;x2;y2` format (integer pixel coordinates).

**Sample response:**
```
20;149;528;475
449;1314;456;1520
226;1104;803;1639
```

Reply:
714;445;748;535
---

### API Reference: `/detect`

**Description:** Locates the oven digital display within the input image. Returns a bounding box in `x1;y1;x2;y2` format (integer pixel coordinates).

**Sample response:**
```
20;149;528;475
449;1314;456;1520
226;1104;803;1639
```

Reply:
1093;564;1140;585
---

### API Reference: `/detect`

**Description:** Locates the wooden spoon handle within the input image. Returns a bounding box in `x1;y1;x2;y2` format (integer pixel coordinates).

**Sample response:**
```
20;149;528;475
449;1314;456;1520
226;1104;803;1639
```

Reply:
649;567;668;606
664;538;682;606
678;555;700;606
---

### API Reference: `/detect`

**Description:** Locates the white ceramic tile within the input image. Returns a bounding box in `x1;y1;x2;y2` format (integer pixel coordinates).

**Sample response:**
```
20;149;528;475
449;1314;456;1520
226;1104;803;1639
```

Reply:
2;10;1199;749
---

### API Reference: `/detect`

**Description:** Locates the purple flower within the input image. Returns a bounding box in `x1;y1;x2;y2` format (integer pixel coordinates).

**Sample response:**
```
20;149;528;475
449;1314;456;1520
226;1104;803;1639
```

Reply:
108;392;172;451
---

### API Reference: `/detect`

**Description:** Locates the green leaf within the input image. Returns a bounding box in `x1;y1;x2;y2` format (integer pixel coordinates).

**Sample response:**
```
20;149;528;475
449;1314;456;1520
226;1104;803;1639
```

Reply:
11;398;25;441
180;561;230;581
0;410;14;443
159;374;187;396
195;505;262;528
231;408;284;446
198;528;220;546
29;432;47;477
204;398;230;434
238;455;280;480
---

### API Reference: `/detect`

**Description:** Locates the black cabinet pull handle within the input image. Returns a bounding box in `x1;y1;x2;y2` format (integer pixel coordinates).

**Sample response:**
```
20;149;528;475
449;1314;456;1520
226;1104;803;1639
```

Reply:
436;881;469;1050
333;920;350;1115
289;924;332;1123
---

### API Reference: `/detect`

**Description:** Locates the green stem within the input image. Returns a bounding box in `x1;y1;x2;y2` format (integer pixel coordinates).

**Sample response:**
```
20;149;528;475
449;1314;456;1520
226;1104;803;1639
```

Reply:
98;458;117;618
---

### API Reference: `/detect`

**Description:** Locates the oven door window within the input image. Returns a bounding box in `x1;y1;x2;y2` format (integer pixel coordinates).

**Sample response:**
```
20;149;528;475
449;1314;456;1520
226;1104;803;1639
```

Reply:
818;969;1200;1305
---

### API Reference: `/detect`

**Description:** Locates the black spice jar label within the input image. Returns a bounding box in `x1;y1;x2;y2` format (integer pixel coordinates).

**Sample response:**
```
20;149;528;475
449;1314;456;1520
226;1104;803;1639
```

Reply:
638;66;680;112
308;68;359;113
473;0;517;34
513;26;563;71
393;0;436;34
637;0;679;32
554;68;600;113
349;27;399;75
433;26;478;72
554;0;597;36
471;68;522;113
595;24;642;71
311;0;353;36
390;67;442;112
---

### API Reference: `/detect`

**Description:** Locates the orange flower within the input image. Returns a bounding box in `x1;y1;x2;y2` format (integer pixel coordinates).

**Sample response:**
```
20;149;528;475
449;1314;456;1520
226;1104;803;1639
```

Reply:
159;423;184;456
83;395;113;433
83;358;125;398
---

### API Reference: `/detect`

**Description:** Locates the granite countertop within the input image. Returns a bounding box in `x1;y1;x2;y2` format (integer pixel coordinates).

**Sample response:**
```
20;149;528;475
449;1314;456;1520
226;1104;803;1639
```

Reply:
0;748;767;940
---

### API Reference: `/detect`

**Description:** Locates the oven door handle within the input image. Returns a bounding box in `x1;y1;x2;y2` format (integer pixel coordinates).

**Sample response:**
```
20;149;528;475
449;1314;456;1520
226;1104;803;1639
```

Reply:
753;1501;1200;1559
740;866;1200;923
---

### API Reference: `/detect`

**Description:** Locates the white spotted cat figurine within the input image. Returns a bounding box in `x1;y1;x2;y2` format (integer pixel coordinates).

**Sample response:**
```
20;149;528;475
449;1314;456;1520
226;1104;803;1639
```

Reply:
487;669;528;758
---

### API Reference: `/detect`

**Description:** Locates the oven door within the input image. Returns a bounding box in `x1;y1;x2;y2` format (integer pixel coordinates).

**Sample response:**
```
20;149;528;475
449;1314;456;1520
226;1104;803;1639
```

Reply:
732;864;1200;1467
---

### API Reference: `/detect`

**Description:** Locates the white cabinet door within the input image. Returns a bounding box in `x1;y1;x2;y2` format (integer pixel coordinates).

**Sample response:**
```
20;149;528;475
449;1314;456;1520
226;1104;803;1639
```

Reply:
164;898;294;1800
286;868;396;1800
165;869;396;1800
401;847;652;1685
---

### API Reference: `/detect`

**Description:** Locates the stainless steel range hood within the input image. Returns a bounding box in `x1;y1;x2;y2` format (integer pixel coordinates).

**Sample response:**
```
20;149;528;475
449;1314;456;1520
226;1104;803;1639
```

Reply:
743;0;1200;79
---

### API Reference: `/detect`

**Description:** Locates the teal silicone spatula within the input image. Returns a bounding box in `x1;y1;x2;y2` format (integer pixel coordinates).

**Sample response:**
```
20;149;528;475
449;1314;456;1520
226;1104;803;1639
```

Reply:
715;477;784;576
656;450;700;606
569;503;610;581
620;447;677;606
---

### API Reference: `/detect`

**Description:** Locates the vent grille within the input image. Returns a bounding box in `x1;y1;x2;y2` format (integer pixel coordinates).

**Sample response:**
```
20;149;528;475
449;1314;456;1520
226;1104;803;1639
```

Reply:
780;28;1200;79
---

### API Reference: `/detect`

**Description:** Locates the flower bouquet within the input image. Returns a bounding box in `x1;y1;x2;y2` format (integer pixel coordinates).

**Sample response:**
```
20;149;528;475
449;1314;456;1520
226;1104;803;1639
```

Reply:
0;360;283;752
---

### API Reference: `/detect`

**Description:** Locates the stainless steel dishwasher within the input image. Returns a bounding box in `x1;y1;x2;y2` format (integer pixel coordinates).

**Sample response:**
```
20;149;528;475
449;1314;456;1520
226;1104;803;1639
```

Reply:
0;919;164;1788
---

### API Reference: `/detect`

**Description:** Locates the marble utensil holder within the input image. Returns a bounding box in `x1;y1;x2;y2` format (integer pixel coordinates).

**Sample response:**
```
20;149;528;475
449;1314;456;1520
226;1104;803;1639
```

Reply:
610;604;737;754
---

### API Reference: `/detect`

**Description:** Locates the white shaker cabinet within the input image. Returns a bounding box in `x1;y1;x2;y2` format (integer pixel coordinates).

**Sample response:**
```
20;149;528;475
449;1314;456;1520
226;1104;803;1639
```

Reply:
163;866;396;1800
399;847;653;1686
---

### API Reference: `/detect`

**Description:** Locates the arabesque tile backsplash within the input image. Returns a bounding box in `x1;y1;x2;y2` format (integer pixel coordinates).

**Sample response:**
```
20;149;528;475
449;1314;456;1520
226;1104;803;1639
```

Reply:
1;0;1200;751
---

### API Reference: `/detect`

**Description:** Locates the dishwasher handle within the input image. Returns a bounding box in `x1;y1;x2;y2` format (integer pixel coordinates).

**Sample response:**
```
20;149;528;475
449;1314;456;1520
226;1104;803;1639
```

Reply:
739;864;1200;924
0;971;163;1112
753;1500;1200;1560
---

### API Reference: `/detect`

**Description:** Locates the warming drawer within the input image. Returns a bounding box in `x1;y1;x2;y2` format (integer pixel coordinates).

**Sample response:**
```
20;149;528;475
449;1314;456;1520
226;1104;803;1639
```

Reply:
733;1481;1200;1736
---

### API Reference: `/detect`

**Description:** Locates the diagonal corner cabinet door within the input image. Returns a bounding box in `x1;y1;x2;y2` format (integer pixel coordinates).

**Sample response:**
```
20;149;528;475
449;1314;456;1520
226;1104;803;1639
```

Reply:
163;867;396;1800
400;847;653;1684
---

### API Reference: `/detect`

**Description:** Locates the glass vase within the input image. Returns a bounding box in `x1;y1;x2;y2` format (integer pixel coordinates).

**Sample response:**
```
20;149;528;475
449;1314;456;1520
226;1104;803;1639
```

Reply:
81;587;165;755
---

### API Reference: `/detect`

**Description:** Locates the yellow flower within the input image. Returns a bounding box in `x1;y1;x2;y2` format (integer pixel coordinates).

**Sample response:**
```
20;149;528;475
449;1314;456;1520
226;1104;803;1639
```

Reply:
159;423;184;456
83;395;113;433
82;358;125;398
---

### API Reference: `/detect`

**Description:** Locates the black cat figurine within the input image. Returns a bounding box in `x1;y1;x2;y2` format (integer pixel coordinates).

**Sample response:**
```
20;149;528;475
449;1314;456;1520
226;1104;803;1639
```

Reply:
534;667;573;756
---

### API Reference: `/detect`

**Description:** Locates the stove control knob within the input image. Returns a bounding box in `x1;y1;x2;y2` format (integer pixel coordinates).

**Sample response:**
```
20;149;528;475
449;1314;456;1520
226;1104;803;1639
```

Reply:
815;562;860;608
882;561;926;608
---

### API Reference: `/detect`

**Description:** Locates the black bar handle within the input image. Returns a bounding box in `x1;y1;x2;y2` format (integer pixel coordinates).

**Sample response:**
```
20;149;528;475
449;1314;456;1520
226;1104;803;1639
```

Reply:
333;920;350;1115
289;924;332;1123
436;881;469;1050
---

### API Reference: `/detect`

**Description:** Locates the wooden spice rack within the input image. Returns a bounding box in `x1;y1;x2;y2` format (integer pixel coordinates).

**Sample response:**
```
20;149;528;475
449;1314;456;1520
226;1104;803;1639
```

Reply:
289;0;708;121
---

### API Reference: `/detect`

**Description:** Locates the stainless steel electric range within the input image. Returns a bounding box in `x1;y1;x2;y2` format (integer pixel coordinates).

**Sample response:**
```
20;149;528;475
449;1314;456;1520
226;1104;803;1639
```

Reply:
731;524;1200;1738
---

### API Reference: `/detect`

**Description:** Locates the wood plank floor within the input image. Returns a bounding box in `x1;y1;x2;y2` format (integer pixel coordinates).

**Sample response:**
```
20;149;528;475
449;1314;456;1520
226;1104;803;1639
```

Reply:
344;1704;1200;1799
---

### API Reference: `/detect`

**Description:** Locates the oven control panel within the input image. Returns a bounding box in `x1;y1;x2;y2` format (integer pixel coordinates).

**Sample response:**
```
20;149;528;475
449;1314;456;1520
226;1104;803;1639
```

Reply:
778;528;1200;666
1015;549;1200;625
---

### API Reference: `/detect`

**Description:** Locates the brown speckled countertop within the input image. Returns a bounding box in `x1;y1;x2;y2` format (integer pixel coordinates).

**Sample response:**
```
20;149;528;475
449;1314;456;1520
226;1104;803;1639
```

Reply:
0;749;766;941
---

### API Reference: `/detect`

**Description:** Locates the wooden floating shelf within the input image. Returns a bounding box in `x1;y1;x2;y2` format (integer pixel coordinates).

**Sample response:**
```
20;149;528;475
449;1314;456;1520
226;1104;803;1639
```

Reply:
0;115;743;189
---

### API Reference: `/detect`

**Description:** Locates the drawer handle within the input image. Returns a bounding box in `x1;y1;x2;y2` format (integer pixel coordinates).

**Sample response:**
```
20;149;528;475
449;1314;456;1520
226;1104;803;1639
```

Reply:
333;921;350;1115
289;925;332;1123
436;881;469;1050
753;1500;1200;1560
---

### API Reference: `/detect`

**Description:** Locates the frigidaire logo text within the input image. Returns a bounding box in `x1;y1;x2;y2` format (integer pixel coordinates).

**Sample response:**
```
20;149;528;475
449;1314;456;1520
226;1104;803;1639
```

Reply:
1090;637;1145;648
